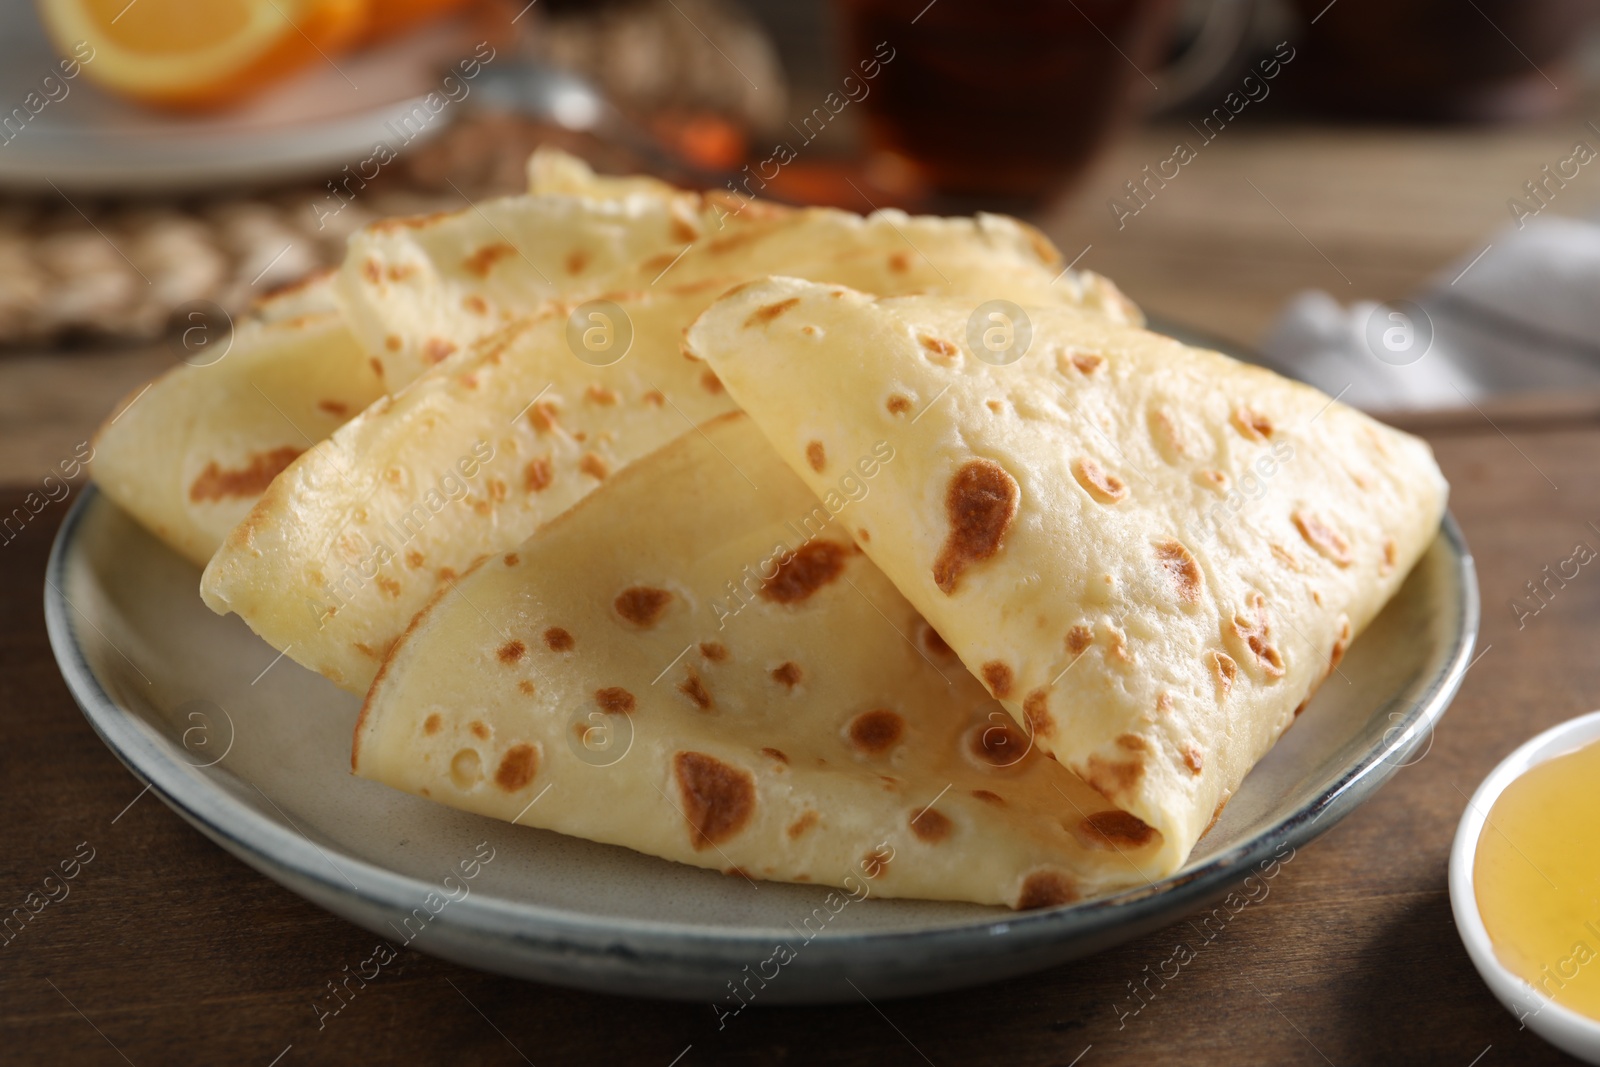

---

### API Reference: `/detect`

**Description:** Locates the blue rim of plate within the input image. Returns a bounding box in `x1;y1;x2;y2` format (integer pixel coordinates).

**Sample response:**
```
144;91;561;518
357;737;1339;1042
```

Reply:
45;483;1479;985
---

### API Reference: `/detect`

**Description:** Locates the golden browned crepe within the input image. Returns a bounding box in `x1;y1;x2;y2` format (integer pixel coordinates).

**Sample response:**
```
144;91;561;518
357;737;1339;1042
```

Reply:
356;414;1162;907
687;277;1449;874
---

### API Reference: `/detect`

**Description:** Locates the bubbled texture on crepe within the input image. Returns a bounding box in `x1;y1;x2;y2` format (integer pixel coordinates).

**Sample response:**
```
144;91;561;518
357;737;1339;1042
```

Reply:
687;277;1449;876
91;302;383;568
212;173;1143;694
200;288;737;692
356;414;1164;908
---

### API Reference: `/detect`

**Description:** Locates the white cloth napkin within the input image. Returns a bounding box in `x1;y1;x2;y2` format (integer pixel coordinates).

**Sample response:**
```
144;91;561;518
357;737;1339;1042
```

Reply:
1257;214;1600;412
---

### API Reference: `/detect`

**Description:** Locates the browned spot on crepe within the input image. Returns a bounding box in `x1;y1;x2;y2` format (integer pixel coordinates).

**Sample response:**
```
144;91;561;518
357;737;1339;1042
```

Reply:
1073;457;1127;504
423;713;441;736
786;810;817;838
677;666;713;710
971;789;1005;806
595;687;635;714
674;751;755;850
1183;746;1204;775
886;394;912;415
406;550;425;569
804;440;826;472
523;456;553;493
1230;405;1274;441
906;626;948;664
384;334;402;352
761;747;789;764
1381;538;1399;575
1085;753;1145;800
933;459;1019;594
1116;733;1150;753
189;446;302;502
317;399;348;417
585;384;618;406
771;661;802;687
744;297;800;328
1017;870;1078;909
423;337;456;364
517;680;535;695
699;642;729;662
1293;509;1354;567
527;400;560;434
494;743;538;791
888;251;911;272
1071;352;1104;374
1209;650;1238;696
919;334;959;364
1154;539;1202;603
496;640;526;664
760;541;849;603
981;660;1014;699
503;553;520;567
1233;591;1286;678
1329;613;1352;671
462;242;516;278
362;257;381;284
848;709;903;755
614;586;673;627
861;848;891;879
579;452;610;481
543;627;574;652
971;717;1031;764
470;721;490;740
1079;810;1156;849
565;248;589;275
1065;625;1093;655
463;294;488;314
909;807;953;843
377;576;401;599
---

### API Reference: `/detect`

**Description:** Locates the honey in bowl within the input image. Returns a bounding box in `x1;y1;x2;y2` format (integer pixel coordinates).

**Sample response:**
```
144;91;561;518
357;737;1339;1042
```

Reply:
1475;738;1600;1020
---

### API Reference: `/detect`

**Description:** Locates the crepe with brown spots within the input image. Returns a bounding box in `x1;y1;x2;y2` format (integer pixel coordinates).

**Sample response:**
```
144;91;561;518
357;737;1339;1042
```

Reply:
91;278;384;568
356;414;1161;908
200;288;740;692
687;278;1449;877
206;154;1145;693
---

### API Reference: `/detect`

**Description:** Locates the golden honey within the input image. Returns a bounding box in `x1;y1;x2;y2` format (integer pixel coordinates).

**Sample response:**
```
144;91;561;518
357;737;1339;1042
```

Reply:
1475;738;1600;1019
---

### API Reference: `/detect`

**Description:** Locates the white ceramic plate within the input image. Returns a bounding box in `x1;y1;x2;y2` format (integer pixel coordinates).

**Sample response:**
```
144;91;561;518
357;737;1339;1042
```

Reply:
1450;709;1600;1063
0;8;479;192
45;484;1478;1002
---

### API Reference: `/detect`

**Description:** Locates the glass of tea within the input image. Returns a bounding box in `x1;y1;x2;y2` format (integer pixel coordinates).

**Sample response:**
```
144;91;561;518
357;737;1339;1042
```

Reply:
836;0;1189;207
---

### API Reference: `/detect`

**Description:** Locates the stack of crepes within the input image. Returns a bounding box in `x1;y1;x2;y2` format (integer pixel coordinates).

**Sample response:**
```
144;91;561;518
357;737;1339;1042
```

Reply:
92;150;1447;910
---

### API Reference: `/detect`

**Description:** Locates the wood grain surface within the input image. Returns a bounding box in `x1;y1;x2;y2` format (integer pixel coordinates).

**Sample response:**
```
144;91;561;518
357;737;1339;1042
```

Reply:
6;93;1600;1064
1;409;1595;1065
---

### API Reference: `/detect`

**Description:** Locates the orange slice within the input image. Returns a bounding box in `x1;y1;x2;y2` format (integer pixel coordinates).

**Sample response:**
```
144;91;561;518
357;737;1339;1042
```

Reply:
35;0;371;110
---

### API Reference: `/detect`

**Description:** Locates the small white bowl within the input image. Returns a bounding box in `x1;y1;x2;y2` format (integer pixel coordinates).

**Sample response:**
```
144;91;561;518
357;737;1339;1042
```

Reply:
1450;709;1600;1064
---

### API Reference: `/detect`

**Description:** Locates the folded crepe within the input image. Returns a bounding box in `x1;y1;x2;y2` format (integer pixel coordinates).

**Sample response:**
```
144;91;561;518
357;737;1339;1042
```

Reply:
205;188;1140;693
341;161;1138;387
201;287;738;690
91;283;383;568
686;277;1449;874
88;153;691;567
355;413;1163;908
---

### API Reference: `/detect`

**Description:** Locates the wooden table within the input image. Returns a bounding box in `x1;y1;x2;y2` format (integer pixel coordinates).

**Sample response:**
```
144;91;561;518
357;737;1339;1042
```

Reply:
5;115;1600;1064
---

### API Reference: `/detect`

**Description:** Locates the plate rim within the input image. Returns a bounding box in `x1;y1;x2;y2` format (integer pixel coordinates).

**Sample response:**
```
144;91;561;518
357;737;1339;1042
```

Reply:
45;483;1480;964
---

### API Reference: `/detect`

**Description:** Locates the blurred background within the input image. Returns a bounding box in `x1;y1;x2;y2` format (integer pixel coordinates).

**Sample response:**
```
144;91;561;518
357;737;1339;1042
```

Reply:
4;0;1600;479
